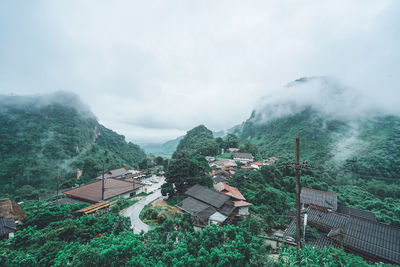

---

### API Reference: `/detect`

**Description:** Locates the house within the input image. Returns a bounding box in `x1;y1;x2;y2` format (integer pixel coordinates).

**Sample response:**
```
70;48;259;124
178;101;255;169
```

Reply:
0;217;16;240
228;148;239;153
283;188;400;265
95;167;137;180
0;198;27;225
328;216;400;265
233;152;254;164
64;178;144;203
264;157;278;165
176;184;250;227
210;159;238;169
214;182;252;216
300;187;338;211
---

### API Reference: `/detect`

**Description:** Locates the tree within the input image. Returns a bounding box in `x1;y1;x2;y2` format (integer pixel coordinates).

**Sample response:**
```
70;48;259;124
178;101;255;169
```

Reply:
165;155;212;193
223;133;240;149
154;156;164;166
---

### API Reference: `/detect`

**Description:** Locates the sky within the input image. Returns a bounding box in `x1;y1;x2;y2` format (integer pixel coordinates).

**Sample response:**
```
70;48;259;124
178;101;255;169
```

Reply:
0;1;399;144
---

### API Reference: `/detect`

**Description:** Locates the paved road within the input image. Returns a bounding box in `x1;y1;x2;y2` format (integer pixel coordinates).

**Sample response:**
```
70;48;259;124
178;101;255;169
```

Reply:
123;177;165;234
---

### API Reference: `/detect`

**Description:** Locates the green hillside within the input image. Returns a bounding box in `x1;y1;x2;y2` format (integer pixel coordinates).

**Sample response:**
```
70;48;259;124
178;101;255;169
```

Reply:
142;136;184;158
0;93;147;199
172;125;219;159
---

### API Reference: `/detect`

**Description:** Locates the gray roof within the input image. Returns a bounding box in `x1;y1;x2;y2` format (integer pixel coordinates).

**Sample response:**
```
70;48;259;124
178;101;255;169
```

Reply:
329;217;400;264
185;184;230;208
306;207;349;230
176;197;210;213
219;201;236;216
300;187;338;210
233;152;254;159
337;205;376;221
96;168;131;180
0;217;16;237
197;206;217;223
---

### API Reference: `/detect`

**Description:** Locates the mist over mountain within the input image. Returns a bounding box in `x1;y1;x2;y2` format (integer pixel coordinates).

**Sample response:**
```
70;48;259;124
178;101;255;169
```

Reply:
233;77;400;179
0;92;147;199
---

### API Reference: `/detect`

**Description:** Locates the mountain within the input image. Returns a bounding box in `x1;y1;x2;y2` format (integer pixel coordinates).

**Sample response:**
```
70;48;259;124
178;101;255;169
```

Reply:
233;77;400;179
0;92;147;199
141;136;184;158
172;125;219;159
230;77;400;225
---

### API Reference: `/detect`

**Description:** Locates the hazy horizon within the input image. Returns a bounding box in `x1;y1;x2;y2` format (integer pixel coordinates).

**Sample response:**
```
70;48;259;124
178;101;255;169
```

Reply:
1;1;399;143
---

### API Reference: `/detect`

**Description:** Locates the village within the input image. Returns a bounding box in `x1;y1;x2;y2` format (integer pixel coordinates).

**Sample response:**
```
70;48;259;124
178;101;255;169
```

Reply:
1;149;398;265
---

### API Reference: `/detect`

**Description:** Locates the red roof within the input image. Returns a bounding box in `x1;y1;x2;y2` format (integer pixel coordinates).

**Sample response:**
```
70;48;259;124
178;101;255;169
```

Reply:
214;182;246;200
233;200;252;207
250;162;263;166
64;178;143;203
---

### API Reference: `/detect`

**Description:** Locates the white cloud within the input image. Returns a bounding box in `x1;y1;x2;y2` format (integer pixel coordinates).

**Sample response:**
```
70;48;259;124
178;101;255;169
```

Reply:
0;0;399;143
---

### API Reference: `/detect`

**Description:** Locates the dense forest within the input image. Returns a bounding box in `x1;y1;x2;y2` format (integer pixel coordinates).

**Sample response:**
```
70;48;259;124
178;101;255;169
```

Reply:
0;199;385;266
0;93;147;199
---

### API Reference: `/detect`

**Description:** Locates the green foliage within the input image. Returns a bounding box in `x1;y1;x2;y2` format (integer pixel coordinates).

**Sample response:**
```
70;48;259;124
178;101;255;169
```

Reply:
233;108;400;226
278;246;388;266
165;155;213;193
172;125;219;158
0;96;147;199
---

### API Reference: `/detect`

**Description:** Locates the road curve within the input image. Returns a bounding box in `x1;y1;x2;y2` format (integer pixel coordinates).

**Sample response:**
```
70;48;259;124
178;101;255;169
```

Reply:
123;189;162;234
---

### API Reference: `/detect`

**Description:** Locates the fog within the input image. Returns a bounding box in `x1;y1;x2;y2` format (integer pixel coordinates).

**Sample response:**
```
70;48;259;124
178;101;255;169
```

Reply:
0;1;399;143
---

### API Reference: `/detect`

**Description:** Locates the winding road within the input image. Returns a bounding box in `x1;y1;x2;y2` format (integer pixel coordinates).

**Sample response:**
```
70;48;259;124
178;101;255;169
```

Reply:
123;176;165;234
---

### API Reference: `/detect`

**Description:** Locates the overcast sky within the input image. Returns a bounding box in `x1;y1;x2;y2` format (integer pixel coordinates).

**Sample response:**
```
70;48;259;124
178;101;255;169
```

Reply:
0;1;399;144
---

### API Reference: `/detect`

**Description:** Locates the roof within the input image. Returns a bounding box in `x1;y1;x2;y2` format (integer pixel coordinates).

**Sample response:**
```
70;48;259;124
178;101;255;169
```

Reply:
197;206;217;223
0;198;27;223
219;201;236;216
95;168;131;180
76;202;110;214
306;206;349;230
185;184;230;208
300;188;338;210
53;197;88;205
250;162;263;166
329;217;400;264
233;152;254;159
209;212;228;223
176;197;210;213
64;178;143;203
0;217;16;237
337;205;376;221
214;182;246;200
233;200;252;207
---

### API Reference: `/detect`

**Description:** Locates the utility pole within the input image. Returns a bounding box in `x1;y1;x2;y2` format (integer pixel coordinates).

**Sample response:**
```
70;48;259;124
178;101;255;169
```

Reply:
278;137;313;253
295;137;301;252
101;162;105;201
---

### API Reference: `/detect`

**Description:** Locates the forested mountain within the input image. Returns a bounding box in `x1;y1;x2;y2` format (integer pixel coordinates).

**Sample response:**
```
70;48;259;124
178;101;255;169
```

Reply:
172;125;219;159
0;92;147;199
230;77;400;226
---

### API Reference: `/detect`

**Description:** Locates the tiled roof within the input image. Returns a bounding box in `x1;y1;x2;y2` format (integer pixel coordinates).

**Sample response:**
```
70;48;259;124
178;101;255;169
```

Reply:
64;178;142;203
283;219;296;240
300;188;338;210
214;182;246;200
185;184;230;208
306;207;349;230
337;205;376;221
329;217;400;264
308;236;339;249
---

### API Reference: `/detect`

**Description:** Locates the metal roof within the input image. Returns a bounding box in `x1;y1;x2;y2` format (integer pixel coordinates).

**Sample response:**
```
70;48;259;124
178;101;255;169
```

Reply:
176;197;210;214
300;187;338;210
337;205;376;221
329;217;400;264
185;184;230;208
214;182;246;200
64;178;142;203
